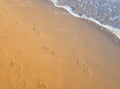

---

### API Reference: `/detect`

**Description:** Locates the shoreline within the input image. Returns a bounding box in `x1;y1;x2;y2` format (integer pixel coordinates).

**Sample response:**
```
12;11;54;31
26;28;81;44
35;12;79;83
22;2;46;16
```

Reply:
50;0;120;40
0;0;120;89
50;0;120;45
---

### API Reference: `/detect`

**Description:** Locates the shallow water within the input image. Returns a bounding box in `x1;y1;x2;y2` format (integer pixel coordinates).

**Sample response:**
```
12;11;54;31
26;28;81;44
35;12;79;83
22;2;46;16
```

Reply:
50;0;120;39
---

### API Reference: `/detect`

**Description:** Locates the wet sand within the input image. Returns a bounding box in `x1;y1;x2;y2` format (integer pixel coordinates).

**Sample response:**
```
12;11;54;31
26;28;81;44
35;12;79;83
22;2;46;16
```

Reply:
0;0;120;89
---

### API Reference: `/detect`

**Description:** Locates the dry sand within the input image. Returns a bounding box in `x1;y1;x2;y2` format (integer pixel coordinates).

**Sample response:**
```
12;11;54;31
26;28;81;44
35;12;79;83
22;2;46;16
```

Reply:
0;0;120;89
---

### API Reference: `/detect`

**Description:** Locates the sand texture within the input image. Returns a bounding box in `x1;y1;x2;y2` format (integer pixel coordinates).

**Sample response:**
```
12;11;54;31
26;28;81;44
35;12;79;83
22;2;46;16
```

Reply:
0;0;120;89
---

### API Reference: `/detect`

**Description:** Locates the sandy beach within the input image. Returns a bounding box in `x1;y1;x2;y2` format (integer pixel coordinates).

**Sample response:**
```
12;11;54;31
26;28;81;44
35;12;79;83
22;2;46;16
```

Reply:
0;0;120;89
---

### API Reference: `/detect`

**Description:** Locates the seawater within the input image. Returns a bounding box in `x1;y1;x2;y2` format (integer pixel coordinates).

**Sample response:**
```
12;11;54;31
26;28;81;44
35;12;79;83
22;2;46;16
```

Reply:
50;0;120;39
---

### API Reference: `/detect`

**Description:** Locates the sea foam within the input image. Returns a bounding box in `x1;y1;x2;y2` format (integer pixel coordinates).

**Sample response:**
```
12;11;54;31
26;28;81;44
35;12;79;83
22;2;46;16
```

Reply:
50;0;120;39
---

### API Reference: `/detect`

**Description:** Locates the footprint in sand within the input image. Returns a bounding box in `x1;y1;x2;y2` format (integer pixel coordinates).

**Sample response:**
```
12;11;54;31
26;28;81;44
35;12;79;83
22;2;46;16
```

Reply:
32;27;49;42
50;51;56;56
10;19;19;24
10;61;28;89
10;61;22;76
42;46;49;53
33;27;41;36
22;79;27;89
42;46;56;56
36;81;47;89
83;67;91;74
1;9;19;24
76;58;92;75
2;8;8;14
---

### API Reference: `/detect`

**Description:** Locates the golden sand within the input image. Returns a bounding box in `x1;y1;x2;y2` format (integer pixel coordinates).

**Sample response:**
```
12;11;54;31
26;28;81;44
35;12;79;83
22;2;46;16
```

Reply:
0;0;120;89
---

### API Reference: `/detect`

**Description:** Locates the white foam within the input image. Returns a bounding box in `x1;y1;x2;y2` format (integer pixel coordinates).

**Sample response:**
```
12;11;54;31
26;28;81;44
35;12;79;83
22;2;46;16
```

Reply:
51;0;120;39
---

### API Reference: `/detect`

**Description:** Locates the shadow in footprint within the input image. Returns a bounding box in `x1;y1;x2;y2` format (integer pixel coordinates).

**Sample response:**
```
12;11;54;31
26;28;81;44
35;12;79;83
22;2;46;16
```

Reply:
76;58;92;75
42;46;49;53
50;51;56;56
10;61;22;76
36;81;47;89
10;19;19;24
33;27;41;35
